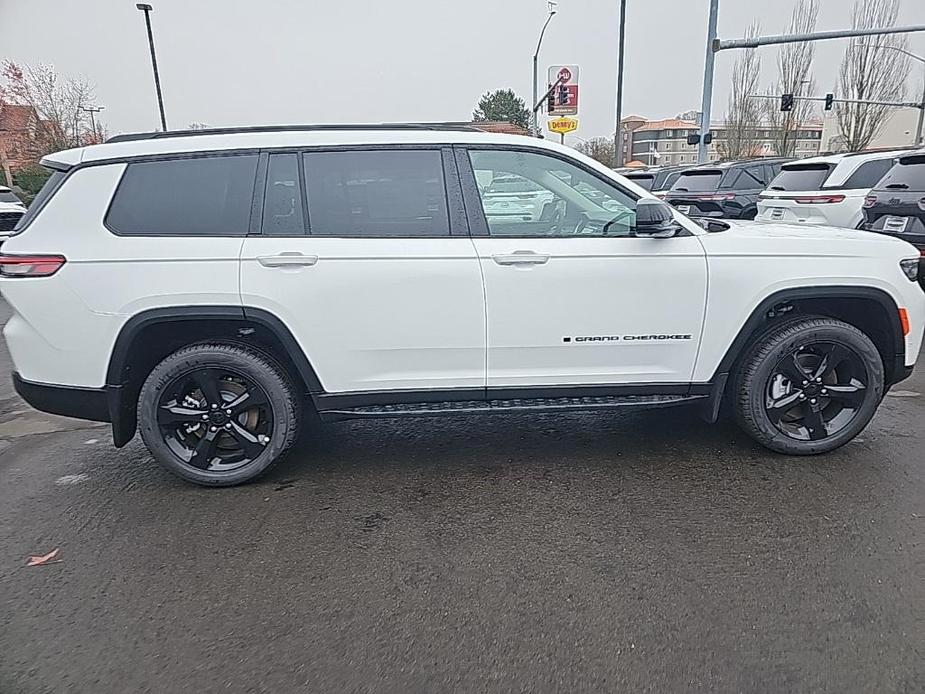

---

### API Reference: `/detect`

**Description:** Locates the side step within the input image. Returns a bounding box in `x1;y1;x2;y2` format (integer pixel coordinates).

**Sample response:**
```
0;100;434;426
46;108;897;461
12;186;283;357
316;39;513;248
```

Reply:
320;394;707;420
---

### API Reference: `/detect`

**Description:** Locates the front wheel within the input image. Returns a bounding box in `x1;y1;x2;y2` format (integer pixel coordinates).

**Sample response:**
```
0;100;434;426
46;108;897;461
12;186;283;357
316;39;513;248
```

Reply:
734;317;884;455
137;343;299;486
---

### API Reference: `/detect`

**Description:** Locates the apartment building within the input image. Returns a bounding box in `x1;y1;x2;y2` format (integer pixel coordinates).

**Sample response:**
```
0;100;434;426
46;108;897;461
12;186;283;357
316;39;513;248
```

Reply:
623;116;823;167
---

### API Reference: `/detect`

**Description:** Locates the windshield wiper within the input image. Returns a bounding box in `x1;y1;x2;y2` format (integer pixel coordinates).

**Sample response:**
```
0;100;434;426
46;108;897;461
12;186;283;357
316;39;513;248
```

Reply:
769;186;785;191
885;183;909;189
674;187;689;192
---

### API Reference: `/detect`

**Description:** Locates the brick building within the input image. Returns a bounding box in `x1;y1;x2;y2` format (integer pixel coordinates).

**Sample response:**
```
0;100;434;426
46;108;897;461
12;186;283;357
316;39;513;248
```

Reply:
0;102;48;185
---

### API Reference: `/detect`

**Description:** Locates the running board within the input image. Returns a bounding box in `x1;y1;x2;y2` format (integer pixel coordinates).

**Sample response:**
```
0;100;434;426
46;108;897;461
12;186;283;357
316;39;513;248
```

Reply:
319;394;707;420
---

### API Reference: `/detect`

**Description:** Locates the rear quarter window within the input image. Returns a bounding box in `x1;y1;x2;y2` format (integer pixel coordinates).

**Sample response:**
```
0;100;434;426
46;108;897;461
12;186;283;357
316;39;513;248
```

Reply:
833;158;896;190
13;169;67;232
106;154;258;236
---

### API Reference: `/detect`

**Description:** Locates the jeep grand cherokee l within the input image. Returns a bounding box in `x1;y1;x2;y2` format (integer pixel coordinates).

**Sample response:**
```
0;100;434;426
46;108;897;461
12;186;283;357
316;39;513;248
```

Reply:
2;124;922;486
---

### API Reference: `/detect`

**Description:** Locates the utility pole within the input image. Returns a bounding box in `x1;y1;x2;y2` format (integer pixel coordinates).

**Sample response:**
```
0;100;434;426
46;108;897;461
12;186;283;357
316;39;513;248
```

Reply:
81;106;105;143
136;3;168;131
696;0;720;164
613;0;628;167
695;4;925;164
532;2;557;137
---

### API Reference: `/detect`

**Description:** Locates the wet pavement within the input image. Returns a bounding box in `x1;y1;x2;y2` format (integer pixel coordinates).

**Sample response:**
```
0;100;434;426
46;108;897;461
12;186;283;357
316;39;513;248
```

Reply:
1;300;923;693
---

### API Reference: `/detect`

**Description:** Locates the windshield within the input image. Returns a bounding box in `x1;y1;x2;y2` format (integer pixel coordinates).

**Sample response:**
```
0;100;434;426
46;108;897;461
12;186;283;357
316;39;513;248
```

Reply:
671;171;722;192
873;156;925;192
767;163;833;191
0;191;22;204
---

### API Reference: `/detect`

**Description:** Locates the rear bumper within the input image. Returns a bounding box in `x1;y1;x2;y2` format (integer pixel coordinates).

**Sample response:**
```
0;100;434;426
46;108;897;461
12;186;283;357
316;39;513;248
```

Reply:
12;372;135;446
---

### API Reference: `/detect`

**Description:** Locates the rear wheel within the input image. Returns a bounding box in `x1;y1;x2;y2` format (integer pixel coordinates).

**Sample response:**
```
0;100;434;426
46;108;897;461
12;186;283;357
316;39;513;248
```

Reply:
734;317;884;455
138;343;299;486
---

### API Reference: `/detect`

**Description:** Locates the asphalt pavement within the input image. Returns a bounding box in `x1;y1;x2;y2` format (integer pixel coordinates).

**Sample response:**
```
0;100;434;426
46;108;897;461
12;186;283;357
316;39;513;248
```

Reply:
1;299;923;693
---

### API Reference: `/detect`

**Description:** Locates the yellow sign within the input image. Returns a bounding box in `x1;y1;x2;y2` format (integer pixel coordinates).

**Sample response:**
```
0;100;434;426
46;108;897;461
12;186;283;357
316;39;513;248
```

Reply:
548;117;578;134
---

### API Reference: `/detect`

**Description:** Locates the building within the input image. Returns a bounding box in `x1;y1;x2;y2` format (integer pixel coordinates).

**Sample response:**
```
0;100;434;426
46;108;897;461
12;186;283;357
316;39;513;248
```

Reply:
820;108;922;152
0;102;48;186
622;115;823;167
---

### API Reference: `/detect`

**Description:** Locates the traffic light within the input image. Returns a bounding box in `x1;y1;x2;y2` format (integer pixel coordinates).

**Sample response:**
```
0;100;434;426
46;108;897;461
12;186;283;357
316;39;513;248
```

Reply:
547;86;555;113
557;84;569;106
780;93;794;112
824;93;834;111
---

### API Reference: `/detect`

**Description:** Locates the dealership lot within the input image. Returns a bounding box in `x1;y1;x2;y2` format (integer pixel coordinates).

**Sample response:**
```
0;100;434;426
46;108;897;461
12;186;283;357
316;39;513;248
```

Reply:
1;297;923;693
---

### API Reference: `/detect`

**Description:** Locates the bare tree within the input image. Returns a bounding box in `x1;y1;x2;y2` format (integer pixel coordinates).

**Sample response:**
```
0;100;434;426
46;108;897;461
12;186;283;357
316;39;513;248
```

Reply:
835;0;910;151
764;0;820;157
721;22;763;160
0;61;100;153
574;137;615;168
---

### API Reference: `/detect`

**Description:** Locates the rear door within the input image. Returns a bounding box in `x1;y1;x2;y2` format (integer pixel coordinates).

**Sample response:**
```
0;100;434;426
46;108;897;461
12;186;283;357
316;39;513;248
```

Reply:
240;147;486;395
864;155;925;245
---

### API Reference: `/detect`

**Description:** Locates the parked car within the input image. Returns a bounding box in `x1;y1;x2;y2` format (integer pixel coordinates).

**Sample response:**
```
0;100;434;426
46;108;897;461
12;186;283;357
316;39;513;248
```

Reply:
756;149;915;229
862;152;925;286
665;158;790;219
479;174;554;222
0;186;27;234
3;124;923;486
624;165;689;198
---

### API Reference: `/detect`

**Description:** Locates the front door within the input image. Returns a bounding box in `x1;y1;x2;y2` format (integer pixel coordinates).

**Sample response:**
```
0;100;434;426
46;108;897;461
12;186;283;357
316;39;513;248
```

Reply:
460;146;708;389
240;148;485;395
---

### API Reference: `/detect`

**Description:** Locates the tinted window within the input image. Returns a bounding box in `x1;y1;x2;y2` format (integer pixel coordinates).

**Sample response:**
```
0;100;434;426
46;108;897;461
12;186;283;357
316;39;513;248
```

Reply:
13;169;66;231
673;171;722;192
875;156;925;191
262;154;304;235
839;158;895;190
768;163;833;191
107;155;258;236
739;166;767;188
469;149;636;237
718;170;742;189
626;174;655;191
659;171;683;190
303;150;448;237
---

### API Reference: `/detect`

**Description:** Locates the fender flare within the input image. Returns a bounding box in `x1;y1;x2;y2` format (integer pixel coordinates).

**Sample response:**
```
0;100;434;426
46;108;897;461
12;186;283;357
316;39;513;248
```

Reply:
105;306;325;446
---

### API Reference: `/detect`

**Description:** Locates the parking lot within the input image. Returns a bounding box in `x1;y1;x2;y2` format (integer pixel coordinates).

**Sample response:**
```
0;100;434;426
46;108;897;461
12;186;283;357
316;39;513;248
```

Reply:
0;296;923;693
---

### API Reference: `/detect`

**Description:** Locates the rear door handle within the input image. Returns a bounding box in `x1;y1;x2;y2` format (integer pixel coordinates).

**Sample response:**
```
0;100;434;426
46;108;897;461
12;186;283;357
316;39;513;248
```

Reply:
491;251;550;266
257;253;318;268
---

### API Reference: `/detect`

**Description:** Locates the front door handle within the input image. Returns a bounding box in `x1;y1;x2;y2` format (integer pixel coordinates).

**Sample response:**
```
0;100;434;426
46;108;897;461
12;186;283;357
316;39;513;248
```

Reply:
257;253;319;268
491;251;550;266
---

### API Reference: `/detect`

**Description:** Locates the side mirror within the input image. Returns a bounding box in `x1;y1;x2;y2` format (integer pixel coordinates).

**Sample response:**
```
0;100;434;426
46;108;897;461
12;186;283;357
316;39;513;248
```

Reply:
634;198;682;238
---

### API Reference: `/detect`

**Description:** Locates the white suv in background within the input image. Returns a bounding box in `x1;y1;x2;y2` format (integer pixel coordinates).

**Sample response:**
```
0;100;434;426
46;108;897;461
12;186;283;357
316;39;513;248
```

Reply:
0;185;27;235
2;125;923;486
756;149;917;229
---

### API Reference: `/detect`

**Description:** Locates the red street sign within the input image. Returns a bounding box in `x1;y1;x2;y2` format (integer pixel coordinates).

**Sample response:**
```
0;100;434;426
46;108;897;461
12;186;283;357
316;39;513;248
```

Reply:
557;67;572;83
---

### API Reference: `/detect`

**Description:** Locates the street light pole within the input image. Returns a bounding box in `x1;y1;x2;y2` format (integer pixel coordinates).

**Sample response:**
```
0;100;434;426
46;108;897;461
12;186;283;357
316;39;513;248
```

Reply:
81;106;105;143
136;3;168;131
696;0;720;164
861;44;925;146
532;2;557;137
613;0;628;168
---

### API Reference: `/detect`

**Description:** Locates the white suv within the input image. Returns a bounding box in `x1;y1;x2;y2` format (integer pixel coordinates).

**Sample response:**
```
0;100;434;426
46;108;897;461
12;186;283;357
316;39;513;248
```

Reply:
756;149;917;229
0;185;27;235
2;125;923;486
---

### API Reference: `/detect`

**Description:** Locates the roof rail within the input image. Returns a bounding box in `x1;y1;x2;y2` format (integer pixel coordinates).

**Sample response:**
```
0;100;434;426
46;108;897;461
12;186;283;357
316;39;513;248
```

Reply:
106;122;484;144
841;145;920;158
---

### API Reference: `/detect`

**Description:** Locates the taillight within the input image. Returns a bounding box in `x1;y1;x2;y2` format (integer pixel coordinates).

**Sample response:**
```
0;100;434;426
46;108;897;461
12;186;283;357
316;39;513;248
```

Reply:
793;194;846;204
863;194;878;208
0;254;66;277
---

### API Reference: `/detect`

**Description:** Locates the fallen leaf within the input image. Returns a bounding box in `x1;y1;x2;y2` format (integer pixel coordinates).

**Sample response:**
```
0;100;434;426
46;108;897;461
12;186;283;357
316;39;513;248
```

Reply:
26;548;60;566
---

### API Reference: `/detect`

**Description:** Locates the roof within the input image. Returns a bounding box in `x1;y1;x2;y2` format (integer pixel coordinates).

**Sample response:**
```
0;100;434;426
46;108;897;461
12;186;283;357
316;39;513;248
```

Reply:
43;126;586;169
634;118;697;133
782;147;920;187
0;103;37;131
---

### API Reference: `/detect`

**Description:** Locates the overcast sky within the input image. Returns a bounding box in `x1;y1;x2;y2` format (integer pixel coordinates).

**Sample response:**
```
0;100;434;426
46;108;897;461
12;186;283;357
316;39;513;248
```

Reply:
1;0;924;143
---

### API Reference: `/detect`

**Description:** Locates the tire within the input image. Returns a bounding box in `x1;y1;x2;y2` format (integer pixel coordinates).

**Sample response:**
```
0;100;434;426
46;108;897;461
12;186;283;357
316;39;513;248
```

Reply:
137;343;299;486
733;316;884;455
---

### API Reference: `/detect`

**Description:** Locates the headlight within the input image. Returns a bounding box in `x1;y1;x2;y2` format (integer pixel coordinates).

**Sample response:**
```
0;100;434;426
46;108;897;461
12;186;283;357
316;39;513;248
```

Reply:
900;258;920;282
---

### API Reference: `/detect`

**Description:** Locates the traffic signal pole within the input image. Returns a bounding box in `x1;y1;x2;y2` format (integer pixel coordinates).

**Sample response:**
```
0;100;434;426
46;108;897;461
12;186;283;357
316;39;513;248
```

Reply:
694;1;925;164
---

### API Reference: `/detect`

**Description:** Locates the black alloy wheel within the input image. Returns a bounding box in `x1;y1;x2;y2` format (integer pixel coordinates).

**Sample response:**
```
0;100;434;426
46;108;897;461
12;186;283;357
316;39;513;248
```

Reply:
157;367;274;472
764;341;868;442
138;343;299;486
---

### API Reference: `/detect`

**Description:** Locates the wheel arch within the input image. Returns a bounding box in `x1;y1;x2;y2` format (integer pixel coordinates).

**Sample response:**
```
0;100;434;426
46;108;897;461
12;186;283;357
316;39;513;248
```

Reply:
701;286;906;423
105;306;324;446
